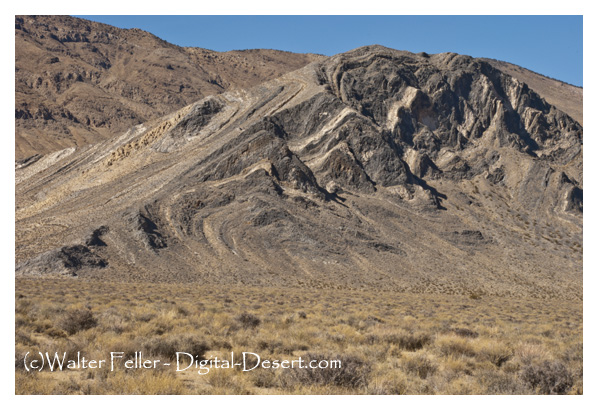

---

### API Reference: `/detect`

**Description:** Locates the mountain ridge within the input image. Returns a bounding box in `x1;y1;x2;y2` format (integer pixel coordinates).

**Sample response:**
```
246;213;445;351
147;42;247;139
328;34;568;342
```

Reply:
481;57;583;125
15;15;322;160
16;16;582;161
16;45;582;300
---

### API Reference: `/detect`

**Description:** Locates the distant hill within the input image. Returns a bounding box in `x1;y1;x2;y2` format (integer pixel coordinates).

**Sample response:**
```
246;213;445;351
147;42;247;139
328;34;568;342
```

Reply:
15;15;322;160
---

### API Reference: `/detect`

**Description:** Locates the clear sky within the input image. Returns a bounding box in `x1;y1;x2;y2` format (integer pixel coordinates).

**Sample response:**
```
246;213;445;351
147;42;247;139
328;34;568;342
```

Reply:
75;15;583;87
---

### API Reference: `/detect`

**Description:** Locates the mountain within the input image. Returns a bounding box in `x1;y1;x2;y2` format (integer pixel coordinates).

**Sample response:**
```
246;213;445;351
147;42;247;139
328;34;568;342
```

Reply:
15;45;583;300
482;58;583;125
15;15;321;160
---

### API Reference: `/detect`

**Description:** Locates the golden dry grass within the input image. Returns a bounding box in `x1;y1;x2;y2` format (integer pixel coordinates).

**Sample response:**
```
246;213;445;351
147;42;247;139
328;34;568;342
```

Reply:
15;278;582;394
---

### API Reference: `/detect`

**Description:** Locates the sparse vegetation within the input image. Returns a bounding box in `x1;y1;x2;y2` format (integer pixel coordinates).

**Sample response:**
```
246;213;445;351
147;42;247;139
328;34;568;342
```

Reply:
15;278;582;394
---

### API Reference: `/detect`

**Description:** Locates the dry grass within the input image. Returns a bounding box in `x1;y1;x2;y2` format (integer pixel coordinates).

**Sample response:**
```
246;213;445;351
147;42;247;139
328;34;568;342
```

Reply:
15;278;582;394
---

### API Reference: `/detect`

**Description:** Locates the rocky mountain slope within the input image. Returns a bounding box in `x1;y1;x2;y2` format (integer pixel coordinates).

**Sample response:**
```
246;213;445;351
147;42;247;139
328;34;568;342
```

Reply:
15;15;321;160
15;45;583;300
483;58;583;125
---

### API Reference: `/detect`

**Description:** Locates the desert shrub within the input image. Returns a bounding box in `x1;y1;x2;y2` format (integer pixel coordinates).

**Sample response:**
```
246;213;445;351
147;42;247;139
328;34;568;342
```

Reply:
235;313;261;329
367;372;409;395
57;309;97;335
256;339;283;354
519;360;573;394
15;314;29;328
45;327;68;338
384;331;432;351
142;335;208;360
514;343;552;365
363;334;380;345
143;337;178;360
176;305;189;316
179;336;210;357
250;368;277;388
91;369;189;394
279;342;310;355
100;307;131;334
452;328;479;338
476;369;528;394
33;319;54;333
476;341;513;367
284;311;308;324
15;348;29;370
15;330;37;345
366;315;384;324
136;312;156;323
278;353;371;389
437;335;476;357
205;371;252;394
560;342;583;363
401;352;438;379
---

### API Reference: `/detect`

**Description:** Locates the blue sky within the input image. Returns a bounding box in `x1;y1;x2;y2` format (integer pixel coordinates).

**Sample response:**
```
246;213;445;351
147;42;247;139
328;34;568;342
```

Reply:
75;15;583;87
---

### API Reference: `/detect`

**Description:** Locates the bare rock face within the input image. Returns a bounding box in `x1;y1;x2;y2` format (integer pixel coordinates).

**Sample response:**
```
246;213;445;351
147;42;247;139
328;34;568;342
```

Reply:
482;58;583;126
15;45;582;299
16;226;109;277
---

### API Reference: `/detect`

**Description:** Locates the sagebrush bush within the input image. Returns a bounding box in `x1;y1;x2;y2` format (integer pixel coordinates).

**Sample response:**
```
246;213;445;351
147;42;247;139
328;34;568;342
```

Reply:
367;372;409;395
475;369;527;394
452;328;479;338
278;353;371;389
57;309;97;335
141;335;209;360
476;341;513;367
401;352;438;379
514;342;552;365
235;313;261;329
383;331;432;351
437;335;476;358
520;360;574;394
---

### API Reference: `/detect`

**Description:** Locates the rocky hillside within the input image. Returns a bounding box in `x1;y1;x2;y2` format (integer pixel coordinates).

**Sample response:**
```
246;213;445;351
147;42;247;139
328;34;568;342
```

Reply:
483;58;583;125
15;15;321;159
15;46;583;299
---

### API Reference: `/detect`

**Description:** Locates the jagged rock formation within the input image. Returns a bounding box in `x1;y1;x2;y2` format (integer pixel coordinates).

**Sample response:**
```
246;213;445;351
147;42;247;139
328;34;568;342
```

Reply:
15;46;582;299
15;15;321;160
482;58;583;125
